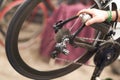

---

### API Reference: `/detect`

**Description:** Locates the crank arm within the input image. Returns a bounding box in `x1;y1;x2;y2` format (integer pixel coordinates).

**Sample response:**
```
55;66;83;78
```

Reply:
91;66;105;80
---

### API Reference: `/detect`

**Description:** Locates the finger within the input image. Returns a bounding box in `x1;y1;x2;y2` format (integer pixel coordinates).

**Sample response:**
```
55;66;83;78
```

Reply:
85;17;98;26
77;9;94;15
77;9;87;16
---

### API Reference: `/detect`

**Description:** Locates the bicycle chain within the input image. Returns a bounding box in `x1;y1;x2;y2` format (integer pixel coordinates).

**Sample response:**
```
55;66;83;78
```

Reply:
75;37;106;42
54;57;95;67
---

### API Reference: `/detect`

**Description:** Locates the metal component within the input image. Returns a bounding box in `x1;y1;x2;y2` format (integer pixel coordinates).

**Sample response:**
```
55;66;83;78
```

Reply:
94;0;112;9
74;41;95;50
107;26;116;36
55;28;70;43
71;23;86;42
55;57;95;67
79;13;91;23
107;54;111;60
62;49;69;55
55;37;70;55
64;38;69;42
51;50;59;59
76;37;106;42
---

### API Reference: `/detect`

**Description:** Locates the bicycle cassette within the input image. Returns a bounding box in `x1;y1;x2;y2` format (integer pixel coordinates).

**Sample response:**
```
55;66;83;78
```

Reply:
55;28;71;43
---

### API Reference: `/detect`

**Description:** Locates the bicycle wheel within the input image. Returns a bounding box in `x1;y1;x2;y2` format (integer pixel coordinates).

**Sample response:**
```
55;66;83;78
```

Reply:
5;0;109;80
0;1;21;37
0;0;47;47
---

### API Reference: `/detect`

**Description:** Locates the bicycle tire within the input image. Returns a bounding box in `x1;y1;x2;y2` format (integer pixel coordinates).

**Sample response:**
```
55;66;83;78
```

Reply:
5;0;106;80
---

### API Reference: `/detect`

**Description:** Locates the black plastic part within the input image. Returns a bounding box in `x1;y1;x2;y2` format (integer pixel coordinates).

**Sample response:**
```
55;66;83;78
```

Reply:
91;66;104;80
94;42;120;67
105;78;113;80
91;22;110;34
106;30;116;36
51;50;59;59
92;41;120;79
53;15;79;33
71;23;85;40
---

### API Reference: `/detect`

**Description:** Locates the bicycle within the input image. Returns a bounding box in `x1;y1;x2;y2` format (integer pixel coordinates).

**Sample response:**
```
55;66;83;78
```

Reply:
0;0;55;48
5;0;120;80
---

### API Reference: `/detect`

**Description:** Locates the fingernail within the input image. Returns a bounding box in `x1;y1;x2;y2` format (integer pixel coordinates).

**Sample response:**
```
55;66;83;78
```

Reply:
85;22;89;26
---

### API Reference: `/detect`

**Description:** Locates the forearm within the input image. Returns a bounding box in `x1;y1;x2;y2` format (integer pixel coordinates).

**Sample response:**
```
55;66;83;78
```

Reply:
111;10;120;22
118;10;120;22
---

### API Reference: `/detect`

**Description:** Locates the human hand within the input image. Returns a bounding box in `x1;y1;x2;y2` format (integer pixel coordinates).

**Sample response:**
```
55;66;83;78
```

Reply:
77;9;108;26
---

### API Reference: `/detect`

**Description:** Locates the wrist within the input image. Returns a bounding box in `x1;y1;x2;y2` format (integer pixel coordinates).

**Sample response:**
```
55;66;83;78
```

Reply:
104;11;109;21
105;11;117;22
106;11;112;22
111;11;116;21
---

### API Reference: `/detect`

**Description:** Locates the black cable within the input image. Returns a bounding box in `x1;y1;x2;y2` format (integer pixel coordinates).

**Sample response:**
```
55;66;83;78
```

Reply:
114;10;118;28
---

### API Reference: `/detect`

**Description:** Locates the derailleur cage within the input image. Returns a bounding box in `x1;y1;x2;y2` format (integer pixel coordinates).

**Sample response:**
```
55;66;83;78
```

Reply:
51;36;70;59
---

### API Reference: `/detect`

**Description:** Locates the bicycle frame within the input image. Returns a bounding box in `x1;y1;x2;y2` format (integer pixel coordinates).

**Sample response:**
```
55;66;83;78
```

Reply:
51;0;120;79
